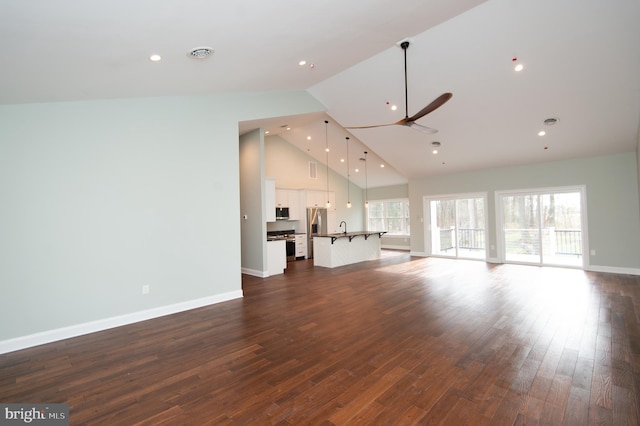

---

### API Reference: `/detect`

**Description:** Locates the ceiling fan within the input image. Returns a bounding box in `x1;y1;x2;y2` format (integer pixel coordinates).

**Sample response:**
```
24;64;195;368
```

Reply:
345;40;452;135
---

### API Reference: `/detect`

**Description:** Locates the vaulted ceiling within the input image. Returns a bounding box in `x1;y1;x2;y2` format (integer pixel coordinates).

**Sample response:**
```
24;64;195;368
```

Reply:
3;0;639;189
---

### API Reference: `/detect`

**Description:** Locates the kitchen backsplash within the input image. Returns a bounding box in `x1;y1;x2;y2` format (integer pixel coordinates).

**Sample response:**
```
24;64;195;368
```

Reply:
267;221;303;234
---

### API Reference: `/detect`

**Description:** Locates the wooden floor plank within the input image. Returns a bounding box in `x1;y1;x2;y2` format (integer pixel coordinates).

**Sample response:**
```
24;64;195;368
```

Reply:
1;255;639;425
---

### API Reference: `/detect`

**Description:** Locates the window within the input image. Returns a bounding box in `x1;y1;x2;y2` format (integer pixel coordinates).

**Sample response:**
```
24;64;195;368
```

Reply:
497;187;585;267
426;193;487;260
367;199;410;235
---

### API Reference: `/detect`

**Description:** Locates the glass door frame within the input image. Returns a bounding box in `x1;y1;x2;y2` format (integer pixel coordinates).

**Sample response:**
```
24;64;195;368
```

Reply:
495;185;589;269
423;192;489;260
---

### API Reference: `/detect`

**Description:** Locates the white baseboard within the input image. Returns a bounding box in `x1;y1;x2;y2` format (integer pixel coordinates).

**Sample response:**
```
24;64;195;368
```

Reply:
0;290;243;355
381;245;411;251
586;265;640;276
241;267;268;277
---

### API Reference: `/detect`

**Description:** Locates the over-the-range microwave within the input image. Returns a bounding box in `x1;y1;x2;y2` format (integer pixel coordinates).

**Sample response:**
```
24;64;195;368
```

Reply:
275;207;290;220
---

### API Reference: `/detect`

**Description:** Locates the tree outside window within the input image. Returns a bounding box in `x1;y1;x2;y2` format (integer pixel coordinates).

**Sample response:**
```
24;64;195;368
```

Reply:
367;199;410;235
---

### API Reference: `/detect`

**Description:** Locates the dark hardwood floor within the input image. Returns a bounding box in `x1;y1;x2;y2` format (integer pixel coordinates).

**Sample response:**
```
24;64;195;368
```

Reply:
1;253;639;425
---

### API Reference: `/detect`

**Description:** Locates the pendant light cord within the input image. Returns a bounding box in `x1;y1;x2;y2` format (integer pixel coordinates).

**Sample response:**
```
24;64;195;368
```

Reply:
325;120;329;207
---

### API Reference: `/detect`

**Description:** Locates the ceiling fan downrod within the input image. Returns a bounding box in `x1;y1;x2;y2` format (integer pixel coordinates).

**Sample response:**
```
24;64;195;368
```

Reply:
401;41;410;120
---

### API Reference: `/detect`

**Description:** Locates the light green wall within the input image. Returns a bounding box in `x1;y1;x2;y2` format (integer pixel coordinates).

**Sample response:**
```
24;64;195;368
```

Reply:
637;122;640;214
409;153;640;271
239;129;266;274
0;91;324;343
367;184;409;200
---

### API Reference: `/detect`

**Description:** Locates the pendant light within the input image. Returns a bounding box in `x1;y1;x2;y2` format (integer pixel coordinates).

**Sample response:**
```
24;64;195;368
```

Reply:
364;151;369;208
324;120;331;209
346;137;351;208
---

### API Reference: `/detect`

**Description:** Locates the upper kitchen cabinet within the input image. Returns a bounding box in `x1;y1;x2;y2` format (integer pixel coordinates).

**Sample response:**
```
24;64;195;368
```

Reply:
275;189;301;220
265;178;276;222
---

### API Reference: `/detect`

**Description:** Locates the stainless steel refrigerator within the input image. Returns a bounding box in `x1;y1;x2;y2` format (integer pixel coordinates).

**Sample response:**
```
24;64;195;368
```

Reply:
307;207;327;259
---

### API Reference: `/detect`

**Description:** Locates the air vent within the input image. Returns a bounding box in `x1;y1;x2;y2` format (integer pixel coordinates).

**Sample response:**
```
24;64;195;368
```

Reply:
309;161;317;179
189;47;214;59
544;117;559;126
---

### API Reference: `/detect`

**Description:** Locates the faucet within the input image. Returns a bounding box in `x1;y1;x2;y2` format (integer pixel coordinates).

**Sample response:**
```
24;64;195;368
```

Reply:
339;221;347;234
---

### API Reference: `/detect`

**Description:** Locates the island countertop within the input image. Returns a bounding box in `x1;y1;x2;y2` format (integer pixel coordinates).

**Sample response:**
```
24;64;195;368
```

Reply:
314;231;386;244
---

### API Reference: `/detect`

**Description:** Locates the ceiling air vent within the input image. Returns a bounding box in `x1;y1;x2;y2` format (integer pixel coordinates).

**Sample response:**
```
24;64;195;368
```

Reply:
189;47;214;59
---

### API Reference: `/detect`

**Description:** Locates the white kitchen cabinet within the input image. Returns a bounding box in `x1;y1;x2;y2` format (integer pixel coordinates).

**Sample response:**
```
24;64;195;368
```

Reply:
275;189;288;208
288;190;301;220
275;189;301;220
265;178;276;222
295;233;307;259
266;240;286;275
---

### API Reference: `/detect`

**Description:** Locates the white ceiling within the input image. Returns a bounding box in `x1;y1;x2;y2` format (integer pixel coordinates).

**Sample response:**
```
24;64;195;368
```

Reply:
2;0;639;189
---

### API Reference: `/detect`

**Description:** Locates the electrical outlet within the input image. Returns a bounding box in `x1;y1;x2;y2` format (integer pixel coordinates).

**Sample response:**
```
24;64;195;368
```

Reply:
142;285;150;295
590;249;596;256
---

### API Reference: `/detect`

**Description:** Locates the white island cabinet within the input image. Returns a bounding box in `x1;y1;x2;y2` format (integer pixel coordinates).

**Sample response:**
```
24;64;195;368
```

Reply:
313;232;385;268
266;240;286;276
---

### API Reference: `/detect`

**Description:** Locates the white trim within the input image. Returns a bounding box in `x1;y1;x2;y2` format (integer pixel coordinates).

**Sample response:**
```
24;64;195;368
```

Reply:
586;265;640;276
423;192;489;260
0;290;243;355
241;267;268;277
495;185;588;268
409;251;428;257
381;245;411;251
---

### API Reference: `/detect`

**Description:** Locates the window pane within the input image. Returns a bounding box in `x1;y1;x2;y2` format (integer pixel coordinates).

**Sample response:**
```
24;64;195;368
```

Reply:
367;199;409;235
503;194;540;263
541;192;583;266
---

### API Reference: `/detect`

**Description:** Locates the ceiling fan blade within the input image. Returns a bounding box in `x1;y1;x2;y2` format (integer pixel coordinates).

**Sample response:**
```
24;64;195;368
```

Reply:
345;123;397;130
406;92;453;123
403;122;438;134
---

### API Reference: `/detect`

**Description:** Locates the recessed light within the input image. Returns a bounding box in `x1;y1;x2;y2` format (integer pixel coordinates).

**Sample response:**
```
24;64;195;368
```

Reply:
149;54;162;62
391;105;397;111
380;164;385;168
340;158;345;163
189;47;213;59
538;131;546;136
512;56;523;72
299;60;307;66
432;149;439;154
307;136;311;140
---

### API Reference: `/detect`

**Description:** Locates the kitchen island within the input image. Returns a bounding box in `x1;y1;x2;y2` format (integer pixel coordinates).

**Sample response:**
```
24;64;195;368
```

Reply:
313;231;386;268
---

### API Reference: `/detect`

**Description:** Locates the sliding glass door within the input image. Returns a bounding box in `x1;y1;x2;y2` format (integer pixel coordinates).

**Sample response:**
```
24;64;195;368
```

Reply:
427;194;487;260
498;187;585;267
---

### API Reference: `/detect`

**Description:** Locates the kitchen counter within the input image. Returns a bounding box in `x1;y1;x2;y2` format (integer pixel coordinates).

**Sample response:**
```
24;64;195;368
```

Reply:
315;231;386;244
313;231;385;268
